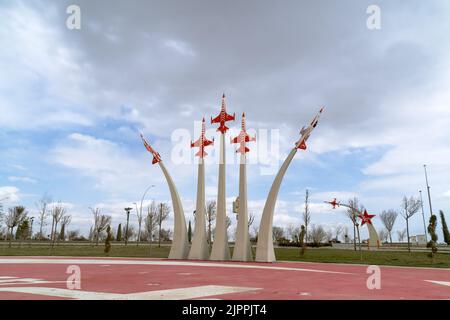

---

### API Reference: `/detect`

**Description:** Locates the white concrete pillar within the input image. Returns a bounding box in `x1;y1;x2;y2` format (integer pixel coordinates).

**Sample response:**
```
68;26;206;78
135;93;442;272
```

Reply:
255;148;298;262
158;162;189;259
188;159;209;260
210;133;231;260
367;223;381;249
232;153;253;261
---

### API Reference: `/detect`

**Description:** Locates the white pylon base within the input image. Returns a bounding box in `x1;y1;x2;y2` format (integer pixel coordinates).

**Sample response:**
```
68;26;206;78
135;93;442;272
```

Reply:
210;134;231;260
158;162;189;259
188;160;209;260
232;154;253;262
256;148;298;262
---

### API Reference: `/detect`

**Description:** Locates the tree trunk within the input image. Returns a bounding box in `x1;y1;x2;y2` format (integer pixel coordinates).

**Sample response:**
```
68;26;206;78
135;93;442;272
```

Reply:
96;230;100;246
137;221;141;246
353;223;357;251
356;225;362;260
406;218;410;253
389;232;392;245
8;227;13;248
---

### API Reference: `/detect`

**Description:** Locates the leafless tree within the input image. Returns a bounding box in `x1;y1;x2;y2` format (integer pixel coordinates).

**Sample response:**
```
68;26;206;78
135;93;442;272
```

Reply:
157;203;170;247
5;206;28;247
334;225;344;241
36;193;51;240
310;224;327;244
379;229;389;243
68;230;80;241
397;229;407;242
58;214;72;243
380;209;398;244
248;211;255;230
400;196;421;252
145;203;158;242
302;189;311;242
90;207;101;245
325;229;334;242
286;224;300;243
272;226;285;244
346;197;364;251
50;202;66;248
206;200;216;247
95;215;112;245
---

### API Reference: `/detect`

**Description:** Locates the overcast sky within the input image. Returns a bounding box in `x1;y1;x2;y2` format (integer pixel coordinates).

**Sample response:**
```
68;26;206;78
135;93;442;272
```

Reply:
1;0;449;241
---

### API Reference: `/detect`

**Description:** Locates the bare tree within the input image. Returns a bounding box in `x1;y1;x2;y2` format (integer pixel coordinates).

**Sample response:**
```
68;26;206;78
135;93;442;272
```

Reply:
302;189;311;243
325;229;334;242
145;203;158;242
379;229;389;243
334;225;344;242
380;209;398;244
400;196;421;252
90;207;101;245
157;203;170;247
58;214;72;243
286;224;300;243
397;229;407;242
5;206;28;247
248;211;255;230
95;215;112;245
206;200;216;247
346;197;364;252
310;224;327;244
36;193;51;240
50;203;66;248
272;226;285;244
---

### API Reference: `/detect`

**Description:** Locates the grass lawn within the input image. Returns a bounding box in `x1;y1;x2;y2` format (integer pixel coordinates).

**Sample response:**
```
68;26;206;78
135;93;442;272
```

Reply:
0;242;449;268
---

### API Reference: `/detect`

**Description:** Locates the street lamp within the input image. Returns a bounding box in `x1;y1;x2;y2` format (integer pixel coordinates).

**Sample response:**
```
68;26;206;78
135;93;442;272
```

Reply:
124;207;133;246
135;185;155;246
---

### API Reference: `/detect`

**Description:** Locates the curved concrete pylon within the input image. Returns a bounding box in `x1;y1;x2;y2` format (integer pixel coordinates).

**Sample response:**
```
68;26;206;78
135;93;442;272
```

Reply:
210;133;231;260
159;162;190;259
140;134;188;259
232;153;253;261
255;148;298;262
188;159;210;260
366;223;381;249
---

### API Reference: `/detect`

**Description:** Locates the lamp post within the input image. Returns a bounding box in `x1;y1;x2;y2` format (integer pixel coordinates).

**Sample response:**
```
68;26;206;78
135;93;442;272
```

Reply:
30;217;34;240
419;190;428;243
124;207;133;246
135;185;155;246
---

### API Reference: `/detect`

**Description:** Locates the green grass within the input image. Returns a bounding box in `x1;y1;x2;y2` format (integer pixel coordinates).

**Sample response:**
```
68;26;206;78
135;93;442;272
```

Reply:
1;242;449;268
274;247;450;268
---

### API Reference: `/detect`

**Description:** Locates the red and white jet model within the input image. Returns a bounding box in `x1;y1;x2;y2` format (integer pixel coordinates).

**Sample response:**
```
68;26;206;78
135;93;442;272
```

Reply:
191;118;214;158
295;107;324;150
140;133;162;164
325;198;340;209
211;94;235;134
231;113;256;154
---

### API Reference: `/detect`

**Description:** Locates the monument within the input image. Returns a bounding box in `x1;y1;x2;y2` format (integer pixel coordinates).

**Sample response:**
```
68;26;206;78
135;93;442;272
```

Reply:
141;95;325;263
255;108;324;262
209;94;234;261
231;113;256;261
140;134;189;259
188;118;214;260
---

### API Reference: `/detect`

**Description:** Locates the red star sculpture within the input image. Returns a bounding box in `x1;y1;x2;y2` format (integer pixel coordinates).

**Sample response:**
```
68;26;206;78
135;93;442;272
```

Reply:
358;210;375;226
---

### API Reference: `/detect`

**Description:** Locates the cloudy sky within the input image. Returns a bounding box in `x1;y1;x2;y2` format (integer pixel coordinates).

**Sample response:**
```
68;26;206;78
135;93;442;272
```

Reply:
1;0;449;241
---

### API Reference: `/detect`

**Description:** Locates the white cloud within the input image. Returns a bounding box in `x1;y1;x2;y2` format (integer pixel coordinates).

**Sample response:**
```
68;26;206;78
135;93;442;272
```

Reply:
8;176;37;184
0;186;21;202
163;39;195;56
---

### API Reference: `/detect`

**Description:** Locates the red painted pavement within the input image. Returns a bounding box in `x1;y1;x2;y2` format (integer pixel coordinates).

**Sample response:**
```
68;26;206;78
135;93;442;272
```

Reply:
0;257;448;300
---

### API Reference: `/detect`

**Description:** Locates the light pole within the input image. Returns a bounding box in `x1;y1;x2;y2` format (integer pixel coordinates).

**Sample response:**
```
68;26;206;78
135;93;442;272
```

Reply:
419;190;428;243
30;217;34;240
423;164;433;217
124;207;133;246
135;185;155;246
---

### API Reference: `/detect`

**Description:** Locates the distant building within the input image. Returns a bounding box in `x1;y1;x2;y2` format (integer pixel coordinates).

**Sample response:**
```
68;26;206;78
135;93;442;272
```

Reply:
409;235;427;245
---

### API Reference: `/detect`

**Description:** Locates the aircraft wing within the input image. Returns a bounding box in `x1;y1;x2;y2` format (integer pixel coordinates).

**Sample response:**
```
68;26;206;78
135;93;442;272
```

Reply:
211;114;221;124
191;138;201;147
225;113;235;121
